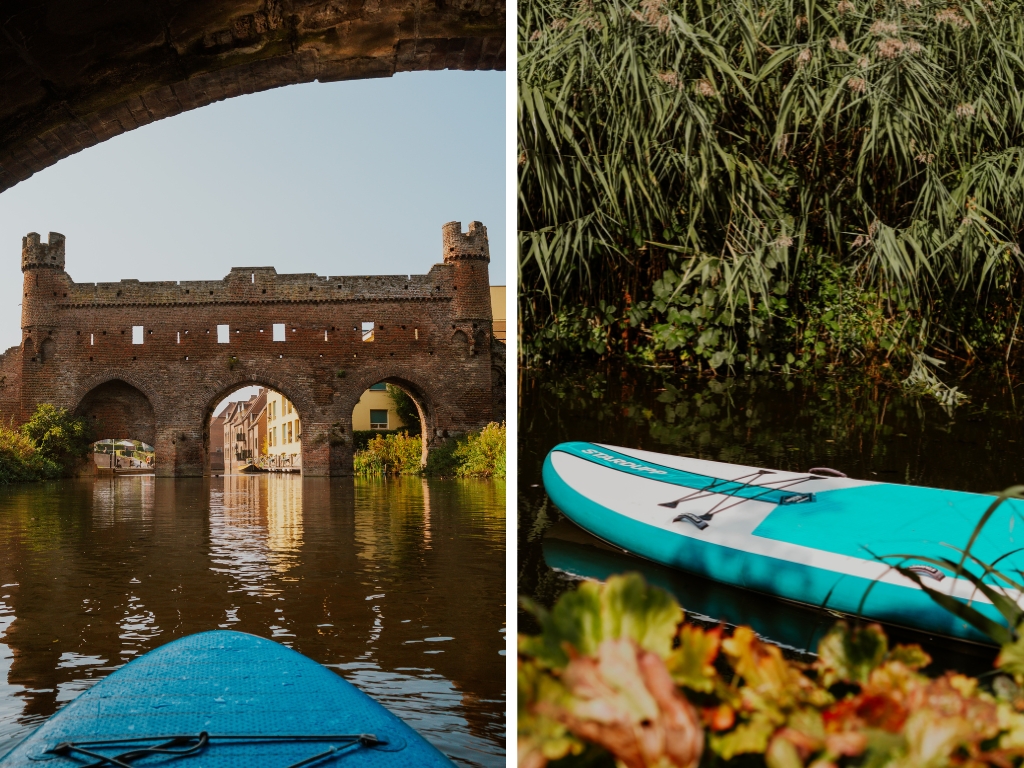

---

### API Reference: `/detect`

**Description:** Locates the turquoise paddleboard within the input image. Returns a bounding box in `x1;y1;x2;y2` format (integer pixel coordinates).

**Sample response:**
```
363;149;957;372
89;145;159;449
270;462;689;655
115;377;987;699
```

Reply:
0;630;454;767
543;441;1024;645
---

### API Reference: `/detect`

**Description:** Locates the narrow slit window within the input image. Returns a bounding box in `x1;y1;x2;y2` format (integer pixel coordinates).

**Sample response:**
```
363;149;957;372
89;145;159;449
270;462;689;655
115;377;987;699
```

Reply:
414;328;419;340
273;324;285;342
132;326;144;344
176;331;181;344
90;333;94;346
217;325;230;343
361;322;375;342
324;330;328;341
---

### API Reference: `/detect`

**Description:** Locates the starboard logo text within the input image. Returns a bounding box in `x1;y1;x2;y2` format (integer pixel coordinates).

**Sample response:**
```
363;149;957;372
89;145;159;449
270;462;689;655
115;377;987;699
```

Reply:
580;448;668;475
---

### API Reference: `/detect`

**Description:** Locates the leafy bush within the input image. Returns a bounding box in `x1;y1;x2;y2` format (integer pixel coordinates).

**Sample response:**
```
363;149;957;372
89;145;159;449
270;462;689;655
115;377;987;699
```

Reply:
353;429;408;452
454;422;506;478
0;425;56;485
0;404;89;485
425;422;507;479
519;573;1024;768
20;403;92;472
352;431;423;476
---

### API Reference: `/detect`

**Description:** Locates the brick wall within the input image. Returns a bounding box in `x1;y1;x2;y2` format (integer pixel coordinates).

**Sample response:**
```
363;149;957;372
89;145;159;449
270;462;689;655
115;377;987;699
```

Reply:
9;222;498;476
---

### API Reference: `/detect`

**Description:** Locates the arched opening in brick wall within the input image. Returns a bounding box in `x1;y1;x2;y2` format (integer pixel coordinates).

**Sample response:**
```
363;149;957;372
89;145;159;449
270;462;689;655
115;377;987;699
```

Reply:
350;378;432;471
74;380;157;473
207;384;304;476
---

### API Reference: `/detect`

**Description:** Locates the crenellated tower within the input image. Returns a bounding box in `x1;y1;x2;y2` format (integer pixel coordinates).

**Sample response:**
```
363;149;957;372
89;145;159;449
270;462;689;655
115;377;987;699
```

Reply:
19;232;68;419
21;232;67;334
442;221;492;332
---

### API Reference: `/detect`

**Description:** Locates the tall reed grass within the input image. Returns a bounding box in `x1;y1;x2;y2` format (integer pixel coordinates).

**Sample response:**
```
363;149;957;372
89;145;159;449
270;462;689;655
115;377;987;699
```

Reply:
519;0;1024;368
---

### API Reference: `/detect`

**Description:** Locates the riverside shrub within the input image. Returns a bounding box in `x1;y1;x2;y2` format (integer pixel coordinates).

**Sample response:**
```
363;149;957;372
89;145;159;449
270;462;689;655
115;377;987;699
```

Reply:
20;404;92;472
352;432;422;475
425;422;507;478
0;403;90;485
453;422;506;478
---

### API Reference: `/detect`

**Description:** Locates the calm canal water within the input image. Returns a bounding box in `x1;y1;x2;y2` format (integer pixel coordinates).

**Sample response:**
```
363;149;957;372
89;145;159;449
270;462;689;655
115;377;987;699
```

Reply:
0;475;505;766
519;367;1024;669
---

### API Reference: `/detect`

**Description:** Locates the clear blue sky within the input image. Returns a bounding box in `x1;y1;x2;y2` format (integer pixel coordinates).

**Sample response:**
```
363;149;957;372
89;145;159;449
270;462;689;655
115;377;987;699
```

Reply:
0;70;505;355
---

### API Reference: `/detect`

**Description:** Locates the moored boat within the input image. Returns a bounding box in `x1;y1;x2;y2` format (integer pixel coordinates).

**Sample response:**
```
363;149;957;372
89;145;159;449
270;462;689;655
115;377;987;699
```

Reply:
543;441;1024;645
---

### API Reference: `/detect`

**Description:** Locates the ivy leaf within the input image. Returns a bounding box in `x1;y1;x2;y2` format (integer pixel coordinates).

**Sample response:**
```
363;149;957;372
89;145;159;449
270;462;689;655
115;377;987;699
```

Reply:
886;644;932;671
997;632;1024;683
668;624;721;693
816;621;889;687
517;657;584;768
709;711;779;759
519;574;683;670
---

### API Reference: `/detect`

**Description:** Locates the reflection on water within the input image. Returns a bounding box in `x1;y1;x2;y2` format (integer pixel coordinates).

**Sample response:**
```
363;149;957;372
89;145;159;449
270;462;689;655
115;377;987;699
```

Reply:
519;367;1024;663
0;475;505;767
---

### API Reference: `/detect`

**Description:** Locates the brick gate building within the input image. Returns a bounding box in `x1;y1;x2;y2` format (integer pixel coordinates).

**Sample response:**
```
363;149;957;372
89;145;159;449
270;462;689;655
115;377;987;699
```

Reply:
0;221;504;476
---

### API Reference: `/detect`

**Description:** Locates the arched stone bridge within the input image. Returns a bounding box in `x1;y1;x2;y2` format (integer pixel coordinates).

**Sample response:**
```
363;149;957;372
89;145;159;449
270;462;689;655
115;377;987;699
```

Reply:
0;0;505;194
0;221;504;475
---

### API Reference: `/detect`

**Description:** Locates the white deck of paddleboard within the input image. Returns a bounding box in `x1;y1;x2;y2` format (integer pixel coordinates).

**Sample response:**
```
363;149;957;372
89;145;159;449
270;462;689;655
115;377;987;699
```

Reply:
551;444;1005;607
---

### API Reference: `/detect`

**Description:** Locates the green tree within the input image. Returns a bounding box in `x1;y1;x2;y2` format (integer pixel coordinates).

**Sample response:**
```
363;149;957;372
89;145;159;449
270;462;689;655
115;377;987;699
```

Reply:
386;384;422;435
20;404;92;472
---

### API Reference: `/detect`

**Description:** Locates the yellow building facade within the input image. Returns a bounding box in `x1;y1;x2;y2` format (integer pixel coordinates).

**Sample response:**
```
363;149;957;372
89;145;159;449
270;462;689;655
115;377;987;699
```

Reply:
266;390;302;470
349;285;506;430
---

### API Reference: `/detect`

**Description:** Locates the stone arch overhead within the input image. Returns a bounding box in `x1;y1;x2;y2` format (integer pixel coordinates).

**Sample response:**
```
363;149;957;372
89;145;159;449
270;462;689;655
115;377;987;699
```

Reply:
0;1;506;194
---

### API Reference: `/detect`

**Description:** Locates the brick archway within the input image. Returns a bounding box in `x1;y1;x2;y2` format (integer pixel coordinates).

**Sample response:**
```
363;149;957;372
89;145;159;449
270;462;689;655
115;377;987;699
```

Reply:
342;369;442;468
201;375;315;475
0;221;502;476
74;379;157;448
0;1;504;194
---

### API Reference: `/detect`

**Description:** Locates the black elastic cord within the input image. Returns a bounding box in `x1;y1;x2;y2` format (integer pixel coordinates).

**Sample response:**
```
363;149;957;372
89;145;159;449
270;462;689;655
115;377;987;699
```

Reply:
45;733;384;768
49;733;210;768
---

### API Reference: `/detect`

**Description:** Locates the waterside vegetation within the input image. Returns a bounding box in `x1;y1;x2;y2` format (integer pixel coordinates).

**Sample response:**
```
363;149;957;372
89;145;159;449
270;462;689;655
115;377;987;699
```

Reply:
353;422;507;479
519;0;1024;376
0;405;92;485
519;570;1024;768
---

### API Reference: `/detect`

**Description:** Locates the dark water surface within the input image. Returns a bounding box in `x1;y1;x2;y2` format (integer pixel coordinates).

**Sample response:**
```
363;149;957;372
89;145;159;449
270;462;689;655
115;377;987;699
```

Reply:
0;475;505;766
519;367;1024;666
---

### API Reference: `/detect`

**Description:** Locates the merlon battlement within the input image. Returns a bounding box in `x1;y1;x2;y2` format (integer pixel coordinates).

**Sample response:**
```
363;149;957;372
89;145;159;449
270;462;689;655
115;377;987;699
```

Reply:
57;263;460;307
22;232;66;271
442;221;489;263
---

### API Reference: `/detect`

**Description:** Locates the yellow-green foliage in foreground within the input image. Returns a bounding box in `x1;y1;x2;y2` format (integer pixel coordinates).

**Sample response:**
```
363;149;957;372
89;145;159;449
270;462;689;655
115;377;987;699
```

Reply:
352;431;423;476
354;422;507;478
452;422;507;478
519;573;1024;768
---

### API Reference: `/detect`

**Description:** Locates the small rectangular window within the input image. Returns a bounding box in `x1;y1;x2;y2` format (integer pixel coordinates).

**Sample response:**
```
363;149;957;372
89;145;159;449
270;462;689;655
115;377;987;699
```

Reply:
370;410;389;429
369;382;387;391
273;323;285;342
217;324;229;343
287;422;293;443
361;321;374;342
132;326;144;344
